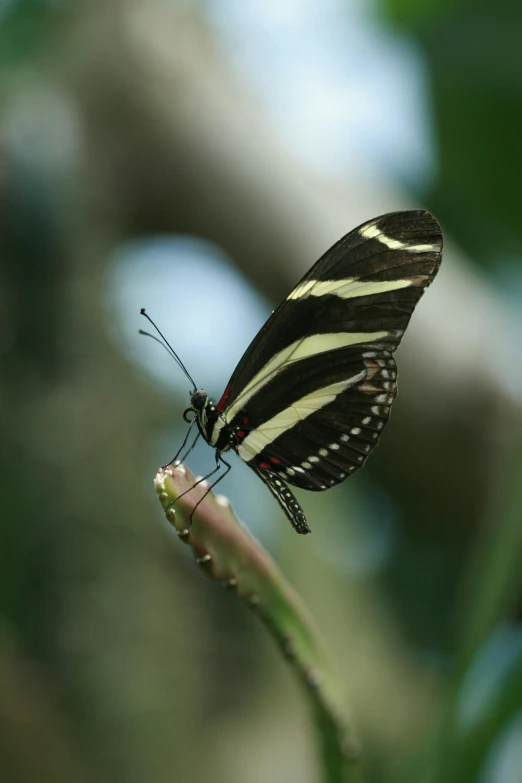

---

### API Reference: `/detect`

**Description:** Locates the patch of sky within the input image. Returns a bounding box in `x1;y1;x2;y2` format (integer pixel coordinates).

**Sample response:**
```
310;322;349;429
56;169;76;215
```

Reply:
105;234;271;397
206;0;435;187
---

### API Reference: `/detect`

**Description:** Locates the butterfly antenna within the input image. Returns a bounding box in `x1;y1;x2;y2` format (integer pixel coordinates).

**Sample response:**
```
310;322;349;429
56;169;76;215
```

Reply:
139;308;197;391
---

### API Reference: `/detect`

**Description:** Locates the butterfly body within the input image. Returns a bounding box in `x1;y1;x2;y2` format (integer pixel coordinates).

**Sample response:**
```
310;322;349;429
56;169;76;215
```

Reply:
183;209;442;534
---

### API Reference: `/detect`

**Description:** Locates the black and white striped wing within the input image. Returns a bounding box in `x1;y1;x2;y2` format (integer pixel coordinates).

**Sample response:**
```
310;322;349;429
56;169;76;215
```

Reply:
211;209;442;492
238;346;397;491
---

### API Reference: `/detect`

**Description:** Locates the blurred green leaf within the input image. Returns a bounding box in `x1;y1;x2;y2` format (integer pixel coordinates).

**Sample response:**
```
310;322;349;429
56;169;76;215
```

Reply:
426;433;522;783
380;0;522;272
0;0;61;66
376;0;458;29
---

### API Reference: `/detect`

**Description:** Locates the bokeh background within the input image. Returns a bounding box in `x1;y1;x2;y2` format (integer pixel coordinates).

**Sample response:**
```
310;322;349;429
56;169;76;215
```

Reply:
2;1;522;782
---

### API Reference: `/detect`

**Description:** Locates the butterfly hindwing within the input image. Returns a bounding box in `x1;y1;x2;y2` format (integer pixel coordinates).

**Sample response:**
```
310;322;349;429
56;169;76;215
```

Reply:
238;348;396;490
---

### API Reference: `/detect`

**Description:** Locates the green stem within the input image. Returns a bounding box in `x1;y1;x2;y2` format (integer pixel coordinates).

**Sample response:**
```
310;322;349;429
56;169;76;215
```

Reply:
155;463;363;783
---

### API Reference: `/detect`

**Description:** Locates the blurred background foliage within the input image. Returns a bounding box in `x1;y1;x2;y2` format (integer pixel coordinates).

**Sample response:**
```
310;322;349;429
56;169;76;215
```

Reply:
1;1;522;782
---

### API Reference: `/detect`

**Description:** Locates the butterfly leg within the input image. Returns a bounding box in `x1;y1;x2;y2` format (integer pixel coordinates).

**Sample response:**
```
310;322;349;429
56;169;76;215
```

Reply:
164;420;199;468
188;454;232;524
176;430;201;465
167;459;222;515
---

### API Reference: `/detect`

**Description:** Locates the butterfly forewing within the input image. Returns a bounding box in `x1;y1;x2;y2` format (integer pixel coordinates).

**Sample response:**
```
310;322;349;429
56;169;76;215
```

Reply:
214;210;441;417
207;209;442;532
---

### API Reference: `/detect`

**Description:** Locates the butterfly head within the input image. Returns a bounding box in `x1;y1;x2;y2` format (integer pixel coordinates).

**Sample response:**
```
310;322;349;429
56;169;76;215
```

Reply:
189;389;219;444
190;389;208;411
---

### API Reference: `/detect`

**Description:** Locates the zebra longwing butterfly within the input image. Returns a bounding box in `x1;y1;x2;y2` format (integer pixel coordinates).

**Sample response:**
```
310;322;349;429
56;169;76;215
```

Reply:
143;210;442;534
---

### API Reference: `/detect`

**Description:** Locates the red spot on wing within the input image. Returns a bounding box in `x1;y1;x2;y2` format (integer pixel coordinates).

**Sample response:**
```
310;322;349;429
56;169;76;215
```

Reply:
237;430;245;439
269;456;281;464
217;382;233;412
259;461;271;470
243;416;249;425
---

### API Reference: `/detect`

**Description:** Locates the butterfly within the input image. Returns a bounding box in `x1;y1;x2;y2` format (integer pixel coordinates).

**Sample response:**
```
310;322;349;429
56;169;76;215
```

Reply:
142;209;442;534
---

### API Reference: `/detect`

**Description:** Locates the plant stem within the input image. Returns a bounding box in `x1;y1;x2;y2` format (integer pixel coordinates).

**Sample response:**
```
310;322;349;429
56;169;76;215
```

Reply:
155;463;363;783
